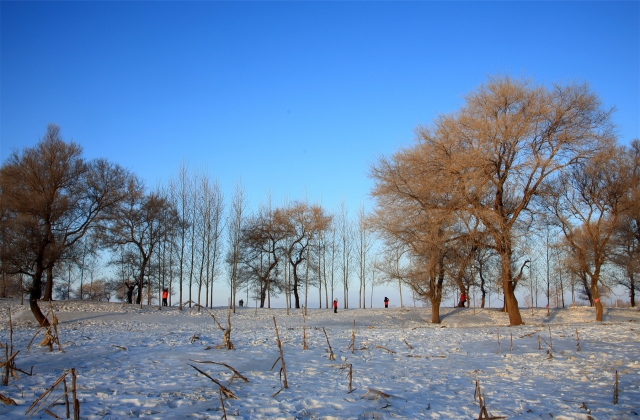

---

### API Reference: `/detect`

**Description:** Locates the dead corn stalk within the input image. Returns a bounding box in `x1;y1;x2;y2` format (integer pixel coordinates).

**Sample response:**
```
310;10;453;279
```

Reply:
576;328;581;352
539;334;553;352
2;308;17;386
341;363;355;393
474;374;505;420
219;389;227;419
613;370;619;405
403;339;413;350
25;368;79;420
194;304;234;349
271;317;289;392
27;303;64;353
348;319;355;354
0;392;18;406
322;327;336;360
190;360;249;386
376;345;396;354
189;364;240;400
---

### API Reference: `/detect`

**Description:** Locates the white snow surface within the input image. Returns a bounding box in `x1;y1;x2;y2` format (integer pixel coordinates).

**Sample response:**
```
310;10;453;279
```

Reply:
1;300;639;419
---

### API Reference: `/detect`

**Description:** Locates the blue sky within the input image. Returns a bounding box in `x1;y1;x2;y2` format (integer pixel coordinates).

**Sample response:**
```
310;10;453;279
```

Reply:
2;1;638;215
1;2;639;307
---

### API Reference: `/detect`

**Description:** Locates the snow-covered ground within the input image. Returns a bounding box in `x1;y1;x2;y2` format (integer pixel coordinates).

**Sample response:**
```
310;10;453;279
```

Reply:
1;299;639;419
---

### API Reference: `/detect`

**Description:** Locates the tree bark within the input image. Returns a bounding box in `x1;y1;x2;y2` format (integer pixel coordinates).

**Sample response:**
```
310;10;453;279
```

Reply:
29;263;49;327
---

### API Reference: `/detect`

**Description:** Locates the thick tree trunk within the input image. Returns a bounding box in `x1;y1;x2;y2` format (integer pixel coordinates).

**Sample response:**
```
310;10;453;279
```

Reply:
431;298;441;324
500;252;523;326
592;285;604;322
293;272;300;309
43;265;54;301
29;265;49;327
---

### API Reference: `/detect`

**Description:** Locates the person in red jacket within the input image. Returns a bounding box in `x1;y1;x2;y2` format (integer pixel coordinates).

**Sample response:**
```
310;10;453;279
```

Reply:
333;298;338;313
384;297;389;308
458;292;467;308
162;288;169;306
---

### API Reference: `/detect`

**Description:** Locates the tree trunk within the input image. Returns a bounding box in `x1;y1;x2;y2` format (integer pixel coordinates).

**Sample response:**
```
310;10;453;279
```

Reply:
29;264;49;326
43;265;54;301
431;296;441;324
630;271;636;307
592;285;604;322
293;268;300;309
499;248;523;325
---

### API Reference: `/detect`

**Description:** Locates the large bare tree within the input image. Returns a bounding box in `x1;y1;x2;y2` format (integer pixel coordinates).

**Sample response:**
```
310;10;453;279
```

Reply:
103;177;180;306
0;125;129;325
280;201;332;309
546;144;632;320
372;76;615;325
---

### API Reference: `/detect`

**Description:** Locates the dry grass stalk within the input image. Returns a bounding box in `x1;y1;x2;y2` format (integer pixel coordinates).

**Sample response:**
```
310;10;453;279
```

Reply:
403;339;413;350
375;345;396;354
613;370;619;405
189;360;249;385
576;328;581;352
342;363;354;393
193;304;234;349
189;364;239;400
510;332;513;352
25;368;79;420
219;388;227;419
302;308;308;351
322;327;336;361
27;304;64;353
271;317;288;389
348;319;355;354
539;335;553;351
474;373;480;402
0;392;18;406
110;345;127;351
538;335;541;350
496;332;501;353
475;378;506;420
223;307;235;349
548;326;553;350
519;330;541;338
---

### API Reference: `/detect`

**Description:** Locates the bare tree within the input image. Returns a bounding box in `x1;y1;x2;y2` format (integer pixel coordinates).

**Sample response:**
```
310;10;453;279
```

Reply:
237;203;287;307
226;181;247;313
280;201;332;309
103;177;180;306
337;201;354;309
356;204;374;308
372;76;615;325
545;144;630;321
168;161;193;309
611;140;640;306
0;125;129;325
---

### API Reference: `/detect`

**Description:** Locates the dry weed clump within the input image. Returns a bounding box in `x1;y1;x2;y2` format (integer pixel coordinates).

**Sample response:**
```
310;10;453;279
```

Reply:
25;368;80;420
27;302;64;353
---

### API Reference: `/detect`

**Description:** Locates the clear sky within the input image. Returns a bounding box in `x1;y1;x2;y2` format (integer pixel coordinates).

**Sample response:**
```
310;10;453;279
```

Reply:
1;1;639;307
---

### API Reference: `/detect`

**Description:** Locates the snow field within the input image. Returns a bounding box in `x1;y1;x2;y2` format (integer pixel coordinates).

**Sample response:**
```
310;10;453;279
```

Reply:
1;301;639;419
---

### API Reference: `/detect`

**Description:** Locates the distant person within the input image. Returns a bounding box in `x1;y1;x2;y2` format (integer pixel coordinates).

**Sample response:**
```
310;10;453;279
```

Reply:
458;292;467;308
239;299;244;308
333;298;338;313
162;288;169;306
384;297;389;308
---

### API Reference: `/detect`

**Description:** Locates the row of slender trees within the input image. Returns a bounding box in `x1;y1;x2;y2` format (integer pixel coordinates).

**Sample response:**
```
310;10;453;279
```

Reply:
1;76;638;326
